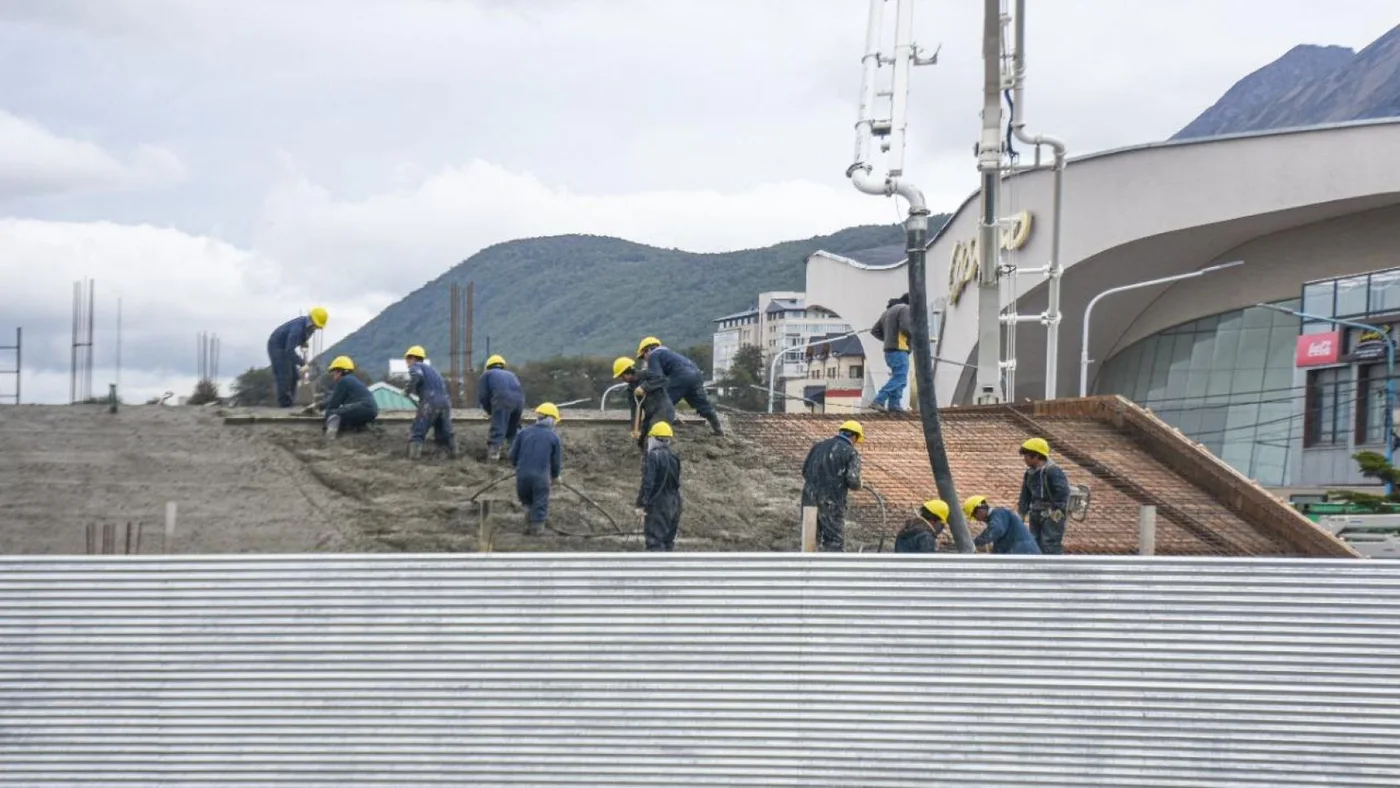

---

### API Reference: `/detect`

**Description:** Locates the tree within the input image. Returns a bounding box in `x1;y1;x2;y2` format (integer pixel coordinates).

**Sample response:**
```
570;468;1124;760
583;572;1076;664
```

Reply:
232;366;275;406
683;343;714;379
716;344;768;412
1327;451;1400;511
188;379;221;406
514;355;616;407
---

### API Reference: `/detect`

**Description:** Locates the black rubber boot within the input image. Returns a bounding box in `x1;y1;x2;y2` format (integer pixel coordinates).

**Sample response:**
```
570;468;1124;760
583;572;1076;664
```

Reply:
706;413;724;436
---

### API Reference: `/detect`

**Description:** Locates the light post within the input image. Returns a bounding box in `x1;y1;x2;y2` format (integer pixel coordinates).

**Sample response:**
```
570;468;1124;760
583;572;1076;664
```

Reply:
1256;302;1396;494
1079;260;1244;397
768;329;870;414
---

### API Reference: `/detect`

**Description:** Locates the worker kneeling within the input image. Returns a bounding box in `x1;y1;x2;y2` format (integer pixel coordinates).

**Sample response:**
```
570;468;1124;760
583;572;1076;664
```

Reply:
895;499;947;553
476;354;525;461
614;356;675;451
801;420;863;552
964;496;1041;554
404;345;456;459
636;421;682;551
510;403;564;537
321;356;379;438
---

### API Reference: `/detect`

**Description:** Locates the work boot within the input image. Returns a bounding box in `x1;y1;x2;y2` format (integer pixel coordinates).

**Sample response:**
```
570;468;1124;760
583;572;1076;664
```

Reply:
408;442;423;460
446;440;459;459
526;519;546;537
705;413;724;436
486;445;501;462
325;414;341;440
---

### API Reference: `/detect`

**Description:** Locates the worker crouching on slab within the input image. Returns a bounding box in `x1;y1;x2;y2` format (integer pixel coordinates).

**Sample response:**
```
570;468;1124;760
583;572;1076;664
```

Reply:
1017;438;1070;554
320;356;378;439
510;403;564;537
614;356;675;451
636;337;723;436
895;499;946;553
801;420;864;552
476;354;525;461
636;421;682;551
403;345;457;459
266;306;327;407
963;496;1040;554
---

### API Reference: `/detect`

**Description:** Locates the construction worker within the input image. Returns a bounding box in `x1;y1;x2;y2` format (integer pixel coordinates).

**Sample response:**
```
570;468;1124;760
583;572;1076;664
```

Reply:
319;356;378;438
510;402;564;536
800;420;863;551
636;421;682;551
895;499;946;553
963;495;1040;554
1017;437;1070;554
636;337;723;435
476;354;525;461
869;293;911;411
403;345;456;459
613;356;675;450
266;307;328;407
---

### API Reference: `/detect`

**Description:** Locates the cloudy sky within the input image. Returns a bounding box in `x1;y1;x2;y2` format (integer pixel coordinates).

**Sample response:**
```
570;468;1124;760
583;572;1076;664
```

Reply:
1;0;1394;403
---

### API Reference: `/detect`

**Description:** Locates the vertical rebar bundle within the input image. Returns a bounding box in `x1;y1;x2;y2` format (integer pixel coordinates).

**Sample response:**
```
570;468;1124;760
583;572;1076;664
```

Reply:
448;282;475;406
0;327;19;404
71;279;95;404
197;332;221;382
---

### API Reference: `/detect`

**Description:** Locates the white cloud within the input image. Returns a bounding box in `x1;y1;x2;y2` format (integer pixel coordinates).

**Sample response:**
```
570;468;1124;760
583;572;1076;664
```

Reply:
0;111;185;200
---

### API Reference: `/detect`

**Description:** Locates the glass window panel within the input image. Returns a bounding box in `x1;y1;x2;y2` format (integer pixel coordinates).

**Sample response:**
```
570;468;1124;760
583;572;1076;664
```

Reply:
1360;365;1389;445
1231;366;1266;395
1266;327;1297;368
1263;363;1294;391
1211;326;1240;371
1302;321;1334;335
1216;309;1245;333
1370;269;1400;316
1242;305;1275;329
1220;442;1255;473
1194;314;1221;332
1302;282;1334;319
1189;332;1217;370
1175;409;1204;436
1133;344;1155;401
1268;301;1301;328
1236;328;1271;369
1185;368;1210;401
1335;275;1369;317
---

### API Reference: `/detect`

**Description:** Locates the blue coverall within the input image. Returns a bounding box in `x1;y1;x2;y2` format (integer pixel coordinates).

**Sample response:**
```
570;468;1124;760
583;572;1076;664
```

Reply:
266;316;317;407
974;507;1041;554
510;420;564;528
322;374;379;430
644;346;721;432
1019;461;1072;554
476;367;525;450
405;361;455;450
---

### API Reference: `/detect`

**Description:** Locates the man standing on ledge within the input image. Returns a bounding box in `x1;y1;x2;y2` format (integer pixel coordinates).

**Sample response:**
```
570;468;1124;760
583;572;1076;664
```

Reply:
869;294;911;412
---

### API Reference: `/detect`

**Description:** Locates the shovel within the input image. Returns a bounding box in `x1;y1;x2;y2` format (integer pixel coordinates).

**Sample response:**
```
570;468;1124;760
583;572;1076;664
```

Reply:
630;390;644;441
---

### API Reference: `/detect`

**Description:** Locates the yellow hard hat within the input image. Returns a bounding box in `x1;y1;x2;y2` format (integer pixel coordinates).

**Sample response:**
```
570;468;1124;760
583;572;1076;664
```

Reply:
921;499;950;523
612;356;636;379
535;402;561;421
962;495;989;518
485;354;506;369
404;345;427;360
636;336;662;357
328;355;355;372
1021;437;1050;457
648;421;674;438
309;306;328;328
838;420;864;442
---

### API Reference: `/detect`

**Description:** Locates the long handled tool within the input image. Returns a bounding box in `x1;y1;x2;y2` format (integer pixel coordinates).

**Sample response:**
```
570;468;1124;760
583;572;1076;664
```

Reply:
630;390;644;440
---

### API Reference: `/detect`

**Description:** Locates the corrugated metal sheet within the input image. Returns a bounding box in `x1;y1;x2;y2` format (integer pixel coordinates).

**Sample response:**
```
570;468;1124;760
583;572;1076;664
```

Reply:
2;555;1398;787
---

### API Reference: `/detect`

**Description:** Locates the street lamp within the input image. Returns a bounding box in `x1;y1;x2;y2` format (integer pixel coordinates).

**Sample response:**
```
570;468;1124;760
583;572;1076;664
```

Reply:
768;329;871;414
1079;260;1244;397
1256;302;1396;494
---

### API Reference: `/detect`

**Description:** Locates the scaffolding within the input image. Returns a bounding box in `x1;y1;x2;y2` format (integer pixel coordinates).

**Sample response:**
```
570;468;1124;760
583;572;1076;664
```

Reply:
70;279;95;404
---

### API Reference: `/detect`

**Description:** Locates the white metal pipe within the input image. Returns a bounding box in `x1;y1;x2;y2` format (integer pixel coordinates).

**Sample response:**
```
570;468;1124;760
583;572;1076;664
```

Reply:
599;382;628;411
1002;313;1044;325
974;0;1004;404
1079;260;1244;397
887;0;914;175
851;0;886;165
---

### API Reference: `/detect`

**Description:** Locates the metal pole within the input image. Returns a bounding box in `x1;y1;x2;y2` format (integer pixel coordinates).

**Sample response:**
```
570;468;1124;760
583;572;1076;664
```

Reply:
1079;260;1245;396
974;0;1004;404
14;327;19;404
601;381;628;411
115;299;121;398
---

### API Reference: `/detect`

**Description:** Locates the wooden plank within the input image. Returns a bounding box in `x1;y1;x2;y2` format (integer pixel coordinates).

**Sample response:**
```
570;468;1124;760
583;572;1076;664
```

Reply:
801;506;818;553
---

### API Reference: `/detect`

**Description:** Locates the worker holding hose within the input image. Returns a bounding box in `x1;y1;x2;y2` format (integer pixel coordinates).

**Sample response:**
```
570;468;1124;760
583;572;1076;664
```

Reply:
895;499;946;553
1018;438;1070;554
800;420;864;552
266;306;327;407
613;356;675;451
476;354;525;461
635;421;682;551
510;403;564;537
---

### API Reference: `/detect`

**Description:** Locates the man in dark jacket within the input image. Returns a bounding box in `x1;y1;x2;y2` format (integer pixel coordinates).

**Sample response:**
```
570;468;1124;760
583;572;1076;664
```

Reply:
801;420;864;552
319;356;379;438
266;307;327;407
868;294;912;412
403;345;456;459
636;421;683;551
1017;437;1071;554
895;499;946;553
476;354;525;461
510;403;564;537
637;337;723;435
963;495;1041;554
614;356;676;451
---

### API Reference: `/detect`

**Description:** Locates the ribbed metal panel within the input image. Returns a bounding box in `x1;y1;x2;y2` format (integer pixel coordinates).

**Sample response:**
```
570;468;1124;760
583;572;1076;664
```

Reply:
2;555;1398;786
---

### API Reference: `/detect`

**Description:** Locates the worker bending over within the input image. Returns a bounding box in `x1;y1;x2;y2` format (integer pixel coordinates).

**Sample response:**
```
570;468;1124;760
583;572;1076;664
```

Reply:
801;420;864;552
869;294;911;412
636;337;723;435
266;307;327;407
636;421;682;551
476;354;525;461
963;496;1040;554
403;345;456;459
895;499;946;553
1017;438;1070;554
614;356;675;450
320;356;379;438
510;403;564;537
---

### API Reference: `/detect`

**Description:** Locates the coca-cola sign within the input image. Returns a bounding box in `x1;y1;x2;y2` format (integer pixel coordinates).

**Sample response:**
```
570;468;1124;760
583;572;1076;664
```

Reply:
1295;331;1341;367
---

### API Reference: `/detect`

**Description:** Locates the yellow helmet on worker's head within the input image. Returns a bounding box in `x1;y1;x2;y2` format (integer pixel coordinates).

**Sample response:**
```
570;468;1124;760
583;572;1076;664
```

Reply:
485;354;506;369
612;356;636;379
404;345;427;360
921;499;950;523
535;402;561;421
1020;437;1050;458
838;420;865;443
328;355;355;372
309;306;329;328
636;336;662;357
648;421;674;439
962;495;989;518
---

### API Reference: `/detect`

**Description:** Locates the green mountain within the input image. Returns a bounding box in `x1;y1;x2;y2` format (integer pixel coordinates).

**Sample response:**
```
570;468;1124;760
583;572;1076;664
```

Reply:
323;222;944;376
